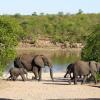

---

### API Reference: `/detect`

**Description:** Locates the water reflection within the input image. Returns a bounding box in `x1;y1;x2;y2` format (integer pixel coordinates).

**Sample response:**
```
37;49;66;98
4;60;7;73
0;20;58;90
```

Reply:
45;51;80;72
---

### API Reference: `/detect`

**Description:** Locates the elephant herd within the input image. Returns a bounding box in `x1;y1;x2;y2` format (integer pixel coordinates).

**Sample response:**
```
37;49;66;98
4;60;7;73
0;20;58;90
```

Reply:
7;54;100;85
64;61;100;84
8;54;53;81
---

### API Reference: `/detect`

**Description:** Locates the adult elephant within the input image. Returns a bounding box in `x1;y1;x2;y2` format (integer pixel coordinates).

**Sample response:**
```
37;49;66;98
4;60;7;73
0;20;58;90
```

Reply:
14;54;54;81
70;60;98;85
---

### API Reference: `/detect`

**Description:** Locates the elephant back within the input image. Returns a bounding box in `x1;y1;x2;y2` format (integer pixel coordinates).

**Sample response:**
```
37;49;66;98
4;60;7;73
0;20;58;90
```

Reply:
74;60;90;76
20;54;34;71
32;55;45;68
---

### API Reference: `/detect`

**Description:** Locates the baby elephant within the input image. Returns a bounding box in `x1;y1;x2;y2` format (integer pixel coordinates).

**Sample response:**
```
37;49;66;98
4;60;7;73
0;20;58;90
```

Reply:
8;67;28;81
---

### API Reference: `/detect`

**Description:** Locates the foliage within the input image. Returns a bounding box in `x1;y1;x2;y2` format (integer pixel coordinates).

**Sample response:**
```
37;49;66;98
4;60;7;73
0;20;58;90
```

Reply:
11;13;100;43
81;24;100;62
0;16;24;74
96;72;100;81
1;13;100;74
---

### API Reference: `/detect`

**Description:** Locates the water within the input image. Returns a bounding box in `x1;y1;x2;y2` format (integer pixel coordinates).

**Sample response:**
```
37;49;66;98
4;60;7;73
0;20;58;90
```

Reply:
5;49;81;75
50;50;80;72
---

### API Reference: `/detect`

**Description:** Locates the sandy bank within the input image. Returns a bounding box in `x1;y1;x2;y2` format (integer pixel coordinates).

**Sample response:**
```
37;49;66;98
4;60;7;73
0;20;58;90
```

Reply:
0;72;100;100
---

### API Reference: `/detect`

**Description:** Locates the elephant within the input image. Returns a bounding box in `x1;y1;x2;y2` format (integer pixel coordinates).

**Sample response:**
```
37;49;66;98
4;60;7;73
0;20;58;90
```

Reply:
64;63;74;79
69;60;98;85
14;54;54;81
7;67;28;81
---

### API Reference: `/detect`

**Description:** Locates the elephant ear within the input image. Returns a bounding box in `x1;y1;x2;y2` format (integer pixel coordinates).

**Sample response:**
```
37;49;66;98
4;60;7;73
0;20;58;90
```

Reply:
34;55;45;68
40;55;53;67
20;54;34;71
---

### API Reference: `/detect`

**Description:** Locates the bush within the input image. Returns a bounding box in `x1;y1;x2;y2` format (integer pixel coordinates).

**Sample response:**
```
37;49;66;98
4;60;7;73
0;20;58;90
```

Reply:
0;16;24;74
81;24;100;62
96;72;100;81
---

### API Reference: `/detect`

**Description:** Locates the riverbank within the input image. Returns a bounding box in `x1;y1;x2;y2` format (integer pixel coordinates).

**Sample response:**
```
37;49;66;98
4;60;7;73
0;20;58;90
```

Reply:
16;47;81;56
0;72;100;100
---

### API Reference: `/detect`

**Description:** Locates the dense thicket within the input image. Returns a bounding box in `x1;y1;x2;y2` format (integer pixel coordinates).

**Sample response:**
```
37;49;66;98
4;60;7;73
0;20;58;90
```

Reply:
0;16;24;74
12;13;100;43
81;24;100;62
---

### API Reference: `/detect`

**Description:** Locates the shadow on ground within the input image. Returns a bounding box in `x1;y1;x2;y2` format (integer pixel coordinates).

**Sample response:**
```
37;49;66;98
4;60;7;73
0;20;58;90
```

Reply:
88;85;100;88
0;98;22;100
43;77;83;85
47;98;100;100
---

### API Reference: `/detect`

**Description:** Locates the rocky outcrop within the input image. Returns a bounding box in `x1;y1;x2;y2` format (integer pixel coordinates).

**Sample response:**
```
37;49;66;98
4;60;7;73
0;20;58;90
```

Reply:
34;38;55;48
17;37;84;49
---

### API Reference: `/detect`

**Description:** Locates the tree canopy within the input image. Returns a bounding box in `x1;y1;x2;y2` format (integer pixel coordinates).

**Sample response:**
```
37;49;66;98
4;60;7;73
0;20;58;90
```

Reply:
0;16;24;74
11;13;100;43
81;24;100;62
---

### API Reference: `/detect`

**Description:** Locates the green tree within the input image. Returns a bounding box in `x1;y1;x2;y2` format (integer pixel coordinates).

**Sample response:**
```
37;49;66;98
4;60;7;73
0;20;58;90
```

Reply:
77;9;83;15
14;13;21;18
81;24;100;62
58;11;64;16
32;12;37;16
0;16;24;75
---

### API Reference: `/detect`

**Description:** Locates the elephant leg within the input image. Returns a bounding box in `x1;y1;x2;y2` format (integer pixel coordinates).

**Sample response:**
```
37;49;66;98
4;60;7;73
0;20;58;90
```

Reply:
12;75;17;81
64;71;70;78
70;73;74;79
25;73;28;80
92;73;97;84
74;76;77;85
64;72;68;78
68;79;71;85
81;75;88;84
32;66;38;80
7;75;12;80
20;74;26;81
70;71;74;80
38;67;42;81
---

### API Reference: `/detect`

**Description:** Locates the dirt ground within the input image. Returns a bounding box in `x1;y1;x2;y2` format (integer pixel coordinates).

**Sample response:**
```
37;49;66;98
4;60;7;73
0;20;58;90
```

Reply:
0;72;100;100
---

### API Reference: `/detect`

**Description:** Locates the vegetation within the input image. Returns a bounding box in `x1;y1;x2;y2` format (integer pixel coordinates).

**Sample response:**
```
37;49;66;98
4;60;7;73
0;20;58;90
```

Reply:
0;16;24;75
81;24;100;80
96;72;100;81
0;12;100;75
81;24;100;62
11;13;100;43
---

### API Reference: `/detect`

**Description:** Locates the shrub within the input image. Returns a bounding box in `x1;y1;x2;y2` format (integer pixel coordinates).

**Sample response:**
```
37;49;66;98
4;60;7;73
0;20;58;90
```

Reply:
0;16;24;74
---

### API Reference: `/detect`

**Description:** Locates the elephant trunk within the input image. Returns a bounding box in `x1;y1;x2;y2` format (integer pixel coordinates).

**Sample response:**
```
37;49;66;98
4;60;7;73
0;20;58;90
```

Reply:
49;67;54;81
